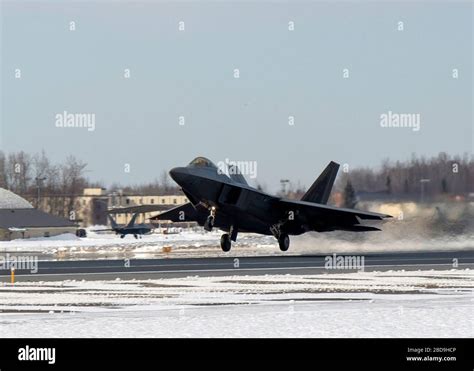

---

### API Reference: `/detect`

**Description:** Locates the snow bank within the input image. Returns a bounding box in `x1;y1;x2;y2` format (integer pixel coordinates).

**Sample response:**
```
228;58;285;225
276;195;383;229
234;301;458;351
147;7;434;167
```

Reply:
0;269;472;337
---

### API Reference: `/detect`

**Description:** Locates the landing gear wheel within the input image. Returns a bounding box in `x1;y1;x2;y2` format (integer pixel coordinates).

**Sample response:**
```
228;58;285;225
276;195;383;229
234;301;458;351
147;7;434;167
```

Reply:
278;234;290;251
220;233;232;252
204;215;215;232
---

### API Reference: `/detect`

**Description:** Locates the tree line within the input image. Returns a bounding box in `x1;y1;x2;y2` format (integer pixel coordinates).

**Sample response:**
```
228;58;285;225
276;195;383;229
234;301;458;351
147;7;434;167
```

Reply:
335;152;473;205
271;152;473;205
0;150;179;218
0;150;472;215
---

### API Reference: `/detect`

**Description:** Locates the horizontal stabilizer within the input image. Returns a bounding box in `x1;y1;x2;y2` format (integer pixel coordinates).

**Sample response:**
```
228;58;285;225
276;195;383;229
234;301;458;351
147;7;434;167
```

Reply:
279;199;392;223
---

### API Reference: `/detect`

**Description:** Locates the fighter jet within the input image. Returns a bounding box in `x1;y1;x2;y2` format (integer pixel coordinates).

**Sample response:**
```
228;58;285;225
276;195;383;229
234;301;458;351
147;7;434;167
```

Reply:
151;157;392;252
93;213;152;239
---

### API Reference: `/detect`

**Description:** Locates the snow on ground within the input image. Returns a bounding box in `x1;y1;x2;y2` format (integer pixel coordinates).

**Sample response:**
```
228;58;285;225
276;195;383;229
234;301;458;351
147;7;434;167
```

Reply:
0;230;279;259
0;269;472;337
1;228;473;261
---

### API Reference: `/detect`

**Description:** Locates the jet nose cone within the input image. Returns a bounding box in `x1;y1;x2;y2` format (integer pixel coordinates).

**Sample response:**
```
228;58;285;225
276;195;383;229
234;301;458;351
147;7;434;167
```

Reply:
169;167;188;185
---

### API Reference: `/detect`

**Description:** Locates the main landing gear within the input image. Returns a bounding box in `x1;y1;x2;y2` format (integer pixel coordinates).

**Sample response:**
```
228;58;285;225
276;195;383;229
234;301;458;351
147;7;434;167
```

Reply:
220;225;238;252
220;233;231;252
278;233;290;252
270;224;290;251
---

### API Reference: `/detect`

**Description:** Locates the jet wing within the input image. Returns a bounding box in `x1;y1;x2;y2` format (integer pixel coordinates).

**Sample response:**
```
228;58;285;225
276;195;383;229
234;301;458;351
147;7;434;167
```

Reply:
149;202;203;222
150;203;234;229
277;199;391;231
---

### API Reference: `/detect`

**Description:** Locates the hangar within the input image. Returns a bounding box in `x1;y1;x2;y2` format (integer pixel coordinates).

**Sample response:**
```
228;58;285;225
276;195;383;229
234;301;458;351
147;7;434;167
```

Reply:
0;188;77;241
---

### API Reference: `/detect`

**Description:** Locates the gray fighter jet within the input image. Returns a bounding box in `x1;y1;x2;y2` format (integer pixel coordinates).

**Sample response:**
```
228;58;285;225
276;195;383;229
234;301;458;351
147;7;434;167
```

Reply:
151;157;392;252
94;213;152;239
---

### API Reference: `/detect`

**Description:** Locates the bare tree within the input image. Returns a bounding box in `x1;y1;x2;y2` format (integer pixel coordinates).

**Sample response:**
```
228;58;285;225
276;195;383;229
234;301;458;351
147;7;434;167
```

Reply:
6;151;32;194
61;156;88;217
0;151;7;188
334;152;474;200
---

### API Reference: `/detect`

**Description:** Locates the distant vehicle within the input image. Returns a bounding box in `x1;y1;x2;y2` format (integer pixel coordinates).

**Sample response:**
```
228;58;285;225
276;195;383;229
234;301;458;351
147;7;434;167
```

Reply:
151;157;392;252
76;228;87;238
94;213;152;239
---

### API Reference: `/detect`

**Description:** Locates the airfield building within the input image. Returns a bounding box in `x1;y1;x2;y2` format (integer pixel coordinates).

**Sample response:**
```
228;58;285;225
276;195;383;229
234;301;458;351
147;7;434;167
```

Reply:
21;187;189;228
0;188;77;241
109;193;188;225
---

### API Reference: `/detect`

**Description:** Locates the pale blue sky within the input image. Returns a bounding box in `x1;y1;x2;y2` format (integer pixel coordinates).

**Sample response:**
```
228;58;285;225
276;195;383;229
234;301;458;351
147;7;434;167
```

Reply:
1;1;472;190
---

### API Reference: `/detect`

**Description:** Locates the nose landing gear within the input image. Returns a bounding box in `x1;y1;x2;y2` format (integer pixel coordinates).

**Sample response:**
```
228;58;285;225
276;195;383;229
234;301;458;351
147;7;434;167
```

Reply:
204;207;216;232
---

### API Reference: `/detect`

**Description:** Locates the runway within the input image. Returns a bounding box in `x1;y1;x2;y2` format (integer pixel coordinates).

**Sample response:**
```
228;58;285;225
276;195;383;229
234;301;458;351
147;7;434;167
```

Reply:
1;250;473;282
